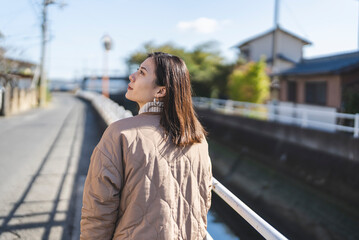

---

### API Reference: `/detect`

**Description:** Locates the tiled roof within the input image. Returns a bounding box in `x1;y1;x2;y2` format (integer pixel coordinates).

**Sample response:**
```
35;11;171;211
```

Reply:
277;51;359;76
266;53;298;64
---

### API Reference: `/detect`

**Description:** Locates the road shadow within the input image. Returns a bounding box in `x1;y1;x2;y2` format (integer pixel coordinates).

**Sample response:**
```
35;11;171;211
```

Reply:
0;104;77;239
0;96;106;240
61;97;107;239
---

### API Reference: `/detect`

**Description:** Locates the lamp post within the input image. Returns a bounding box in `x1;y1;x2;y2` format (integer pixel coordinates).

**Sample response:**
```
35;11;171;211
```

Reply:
101;34;112;98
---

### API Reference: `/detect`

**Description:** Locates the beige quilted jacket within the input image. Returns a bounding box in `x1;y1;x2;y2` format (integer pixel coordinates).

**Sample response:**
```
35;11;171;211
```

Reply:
80;112;212;240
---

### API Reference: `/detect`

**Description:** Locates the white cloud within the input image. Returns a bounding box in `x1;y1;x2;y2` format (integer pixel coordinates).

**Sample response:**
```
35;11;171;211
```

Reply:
177;17;222;34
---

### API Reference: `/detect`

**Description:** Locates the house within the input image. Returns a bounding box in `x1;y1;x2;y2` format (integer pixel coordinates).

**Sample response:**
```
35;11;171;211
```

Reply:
235;26;311;74
276;51;359;111
0;48;37;89
0;51;38;115
234;27;359;113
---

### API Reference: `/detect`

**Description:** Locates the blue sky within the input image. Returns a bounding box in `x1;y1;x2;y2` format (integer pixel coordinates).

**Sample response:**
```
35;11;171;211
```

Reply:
0;0;358;80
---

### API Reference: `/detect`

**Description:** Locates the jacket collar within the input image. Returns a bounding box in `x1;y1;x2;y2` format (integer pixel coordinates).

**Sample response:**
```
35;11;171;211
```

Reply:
139;101;164;114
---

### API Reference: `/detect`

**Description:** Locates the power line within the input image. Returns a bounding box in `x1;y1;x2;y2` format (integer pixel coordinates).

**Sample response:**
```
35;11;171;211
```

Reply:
4;34;41;41
28;0;42;20
356;0;359;49
281;0;310;39
0;7;35;31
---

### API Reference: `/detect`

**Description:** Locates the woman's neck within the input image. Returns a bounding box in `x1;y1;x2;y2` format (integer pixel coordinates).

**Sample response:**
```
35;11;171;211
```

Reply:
138;101;164;114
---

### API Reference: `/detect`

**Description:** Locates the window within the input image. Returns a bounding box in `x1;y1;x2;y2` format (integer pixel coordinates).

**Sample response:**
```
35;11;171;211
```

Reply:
240;47;250;60
287;81;297;102
305;81;327;105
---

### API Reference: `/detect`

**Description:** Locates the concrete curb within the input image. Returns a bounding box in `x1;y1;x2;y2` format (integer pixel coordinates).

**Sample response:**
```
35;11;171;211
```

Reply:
73;90;133;239
76;90;133;125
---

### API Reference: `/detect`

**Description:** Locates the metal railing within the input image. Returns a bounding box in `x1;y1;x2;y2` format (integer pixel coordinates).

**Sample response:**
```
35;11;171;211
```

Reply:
193;97;359;138
76;90;289;240
212;178;287;240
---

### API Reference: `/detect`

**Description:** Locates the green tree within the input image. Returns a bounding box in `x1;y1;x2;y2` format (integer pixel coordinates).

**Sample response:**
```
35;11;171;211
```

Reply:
227;58;270;103
211;63;234;98
126;41;231;97
187;42;227;97
343;88;359;114
126;42;188;73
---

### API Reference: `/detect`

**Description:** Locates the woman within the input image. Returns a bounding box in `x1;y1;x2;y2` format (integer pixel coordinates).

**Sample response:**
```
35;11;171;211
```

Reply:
80;52;212;240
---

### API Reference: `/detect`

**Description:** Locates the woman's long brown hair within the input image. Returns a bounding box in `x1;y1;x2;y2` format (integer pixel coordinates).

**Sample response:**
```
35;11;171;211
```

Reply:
148;52;207;147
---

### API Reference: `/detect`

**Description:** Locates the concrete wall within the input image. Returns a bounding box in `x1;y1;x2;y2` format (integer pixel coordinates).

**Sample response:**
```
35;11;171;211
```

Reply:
10;87;19;114
197;109;359;207
0;87;37;116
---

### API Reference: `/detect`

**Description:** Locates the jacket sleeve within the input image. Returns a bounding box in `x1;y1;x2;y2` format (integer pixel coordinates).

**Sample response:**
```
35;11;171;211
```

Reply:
80;143;123;240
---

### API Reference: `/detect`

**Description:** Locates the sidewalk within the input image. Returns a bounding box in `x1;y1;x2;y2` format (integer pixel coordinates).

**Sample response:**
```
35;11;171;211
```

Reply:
0;93;105;239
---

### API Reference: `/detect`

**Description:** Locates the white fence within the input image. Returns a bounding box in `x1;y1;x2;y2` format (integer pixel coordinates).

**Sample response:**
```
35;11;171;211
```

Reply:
193;97;359;138
76;90;288;240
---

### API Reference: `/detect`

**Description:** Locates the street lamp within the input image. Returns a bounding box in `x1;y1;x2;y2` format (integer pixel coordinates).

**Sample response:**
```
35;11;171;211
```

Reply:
101;34;112;98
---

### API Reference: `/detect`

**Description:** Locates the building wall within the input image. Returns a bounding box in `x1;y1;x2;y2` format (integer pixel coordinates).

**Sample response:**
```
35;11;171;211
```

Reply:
279;77;301;102
327;75;341;108
280;75;341;108
297;78;305;103
280;80;288;101
245;31;304;75
277;31;304;63
249;34;273;62
248;32;305;64
277;59;295;72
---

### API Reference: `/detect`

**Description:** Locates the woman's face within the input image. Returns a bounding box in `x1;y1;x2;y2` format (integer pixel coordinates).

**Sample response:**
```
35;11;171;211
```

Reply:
125;57;163;108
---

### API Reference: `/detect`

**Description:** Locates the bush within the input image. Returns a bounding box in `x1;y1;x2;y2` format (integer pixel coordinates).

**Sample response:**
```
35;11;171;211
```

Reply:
227;58;270;103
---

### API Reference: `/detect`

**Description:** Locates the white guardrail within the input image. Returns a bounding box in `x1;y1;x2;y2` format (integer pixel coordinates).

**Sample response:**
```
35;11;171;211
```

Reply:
193;97;359;138
76;90;288;240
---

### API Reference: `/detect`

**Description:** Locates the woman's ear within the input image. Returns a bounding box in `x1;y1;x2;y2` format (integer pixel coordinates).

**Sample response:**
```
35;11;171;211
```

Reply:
156;87;166;98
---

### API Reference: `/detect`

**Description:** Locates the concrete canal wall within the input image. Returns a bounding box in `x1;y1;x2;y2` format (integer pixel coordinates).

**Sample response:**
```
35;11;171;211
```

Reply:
197;109;359;207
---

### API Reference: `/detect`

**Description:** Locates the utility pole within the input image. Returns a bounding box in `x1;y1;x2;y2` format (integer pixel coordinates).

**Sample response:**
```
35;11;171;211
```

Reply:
271;0;280;101
357;0;359;49
39;0;52;107
40;0;64;106
272;0;280;73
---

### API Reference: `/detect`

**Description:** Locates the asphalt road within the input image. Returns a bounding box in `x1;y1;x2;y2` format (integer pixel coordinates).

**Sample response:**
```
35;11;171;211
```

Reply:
0;92;105;240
